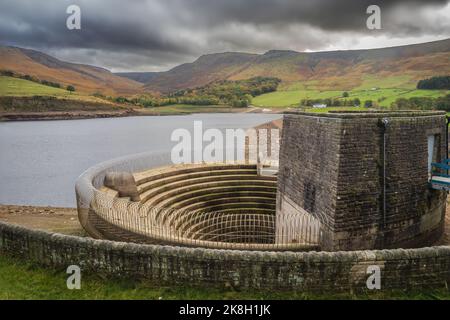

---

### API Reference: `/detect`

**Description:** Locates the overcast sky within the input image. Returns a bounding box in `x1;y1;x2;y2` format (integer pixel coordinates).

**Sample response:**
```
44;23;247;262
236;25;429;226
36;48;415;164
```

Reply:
0;0;449;72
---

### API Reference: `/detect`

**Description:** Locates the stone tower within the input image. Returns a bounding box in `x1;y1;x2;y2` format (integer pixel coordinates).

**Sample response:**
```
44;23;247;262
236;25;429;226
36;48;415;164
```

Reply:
276;111;447;251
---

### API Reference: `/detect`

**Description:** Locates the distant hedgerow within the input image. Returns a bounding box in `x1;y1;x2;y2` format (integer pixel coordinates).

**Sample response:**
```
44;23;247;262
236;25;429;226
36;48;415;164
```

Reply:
417;76;450;90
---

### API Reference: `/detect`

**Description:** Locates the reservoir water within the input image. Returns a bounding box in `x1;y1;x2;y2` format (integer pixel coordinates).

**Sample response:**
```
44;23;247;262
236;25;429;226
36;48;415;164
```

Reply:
0;113;281;207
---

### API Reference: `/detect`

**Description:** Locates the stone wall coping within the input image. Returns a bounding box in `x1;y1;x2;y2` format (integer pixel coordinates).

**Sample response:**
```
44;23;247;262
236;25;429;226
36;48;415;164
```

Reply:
283;110;446;119
2;220;449;263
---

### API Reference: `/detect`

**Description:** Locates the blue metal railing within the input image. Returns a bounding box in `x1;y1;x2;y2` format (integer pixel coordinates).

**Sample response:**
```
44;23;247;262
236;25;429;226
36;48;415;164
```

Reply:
430;159;450;189
431;160;450;178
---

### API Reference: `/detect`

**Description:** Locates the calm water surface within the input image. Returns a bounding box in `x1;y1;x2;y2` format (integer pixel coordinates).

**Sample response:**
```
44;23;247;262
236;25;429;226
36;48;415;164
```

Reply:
0;114;281;207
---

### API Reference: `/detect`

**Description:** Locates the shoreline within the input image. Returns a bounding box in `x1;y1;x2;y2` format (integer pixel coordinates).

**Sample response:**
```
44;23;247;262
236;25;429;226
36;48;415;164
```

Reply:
0;106;285;122
0;204;84;236
0;111;135;122
0;109;160;122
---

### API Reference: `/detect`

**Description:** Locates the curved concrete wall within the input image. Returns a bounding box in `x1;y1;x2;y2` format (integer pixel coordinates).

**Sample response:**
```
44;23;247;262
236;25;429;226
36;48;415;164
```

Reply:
76;152;321;251
1;221;449;291
75;151;174;238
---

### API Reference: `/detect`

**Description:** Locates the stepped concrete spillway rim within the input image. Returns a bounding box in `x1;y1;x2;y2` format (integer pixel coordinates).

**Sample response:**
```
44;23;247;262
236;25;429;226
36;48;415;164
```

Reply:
86;160;308;250
75;151;322;251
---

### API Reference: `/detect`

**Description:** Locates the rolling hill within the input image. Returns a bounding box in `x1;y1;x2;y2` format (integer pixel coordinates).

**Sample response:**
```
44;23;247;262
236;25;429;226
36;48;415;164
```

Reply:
141;52;258;92
0;46;142;95
1;39;449;99
142;38;450;93
113;72;161;83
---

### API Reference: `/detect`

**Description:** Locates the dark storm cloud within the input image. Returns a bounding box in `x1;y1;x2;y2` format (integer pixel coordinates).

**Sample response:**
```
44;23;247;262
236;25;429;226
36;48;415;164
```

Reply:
0;0;449;71
177;0;448;32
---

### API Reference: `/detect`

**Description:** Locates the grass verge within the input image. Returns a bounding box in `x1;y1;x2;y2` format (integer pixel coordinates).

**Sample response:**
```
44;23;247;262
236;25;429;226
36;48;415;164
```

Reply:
0;254;449;300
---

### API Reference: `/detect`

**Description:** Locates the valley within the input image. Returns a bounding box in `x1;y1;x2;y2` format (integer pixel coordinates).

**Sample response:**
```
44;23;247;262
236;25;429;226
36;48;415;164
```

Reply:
1;39;449;119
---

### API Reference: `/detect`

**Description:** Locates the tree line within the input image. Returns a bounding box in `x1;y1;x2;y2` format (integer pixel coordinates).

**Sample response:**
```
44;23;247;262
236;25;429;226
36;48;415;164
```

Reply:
392;95;450;111
417;76;450;90
116;77;282;108
300;98;368;107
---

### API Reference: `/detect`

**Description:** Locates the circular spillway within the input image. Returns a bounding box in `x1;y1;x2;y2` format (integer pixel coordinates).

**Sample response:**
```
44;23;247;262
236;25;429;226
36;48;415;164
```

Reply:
76;155;320;251
135;163;278;244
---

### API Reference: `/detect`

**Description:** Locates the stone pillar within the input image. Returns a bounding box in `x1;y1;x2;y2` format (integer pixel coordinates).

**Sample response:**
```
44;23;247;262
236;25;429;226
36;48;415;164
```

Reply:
276;111;447;251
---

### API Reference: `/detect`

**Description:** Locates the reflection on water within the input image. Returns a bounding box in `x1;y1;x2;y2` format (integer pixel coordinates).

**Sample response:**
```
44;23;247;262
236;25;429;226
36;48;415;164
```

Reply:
0;113;281;207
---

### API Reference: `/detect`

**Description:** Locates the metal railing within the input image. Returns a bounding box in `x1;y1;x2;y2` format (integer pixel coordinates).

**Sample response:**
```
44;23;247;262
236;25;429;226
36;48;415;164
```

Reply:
76;151;323;251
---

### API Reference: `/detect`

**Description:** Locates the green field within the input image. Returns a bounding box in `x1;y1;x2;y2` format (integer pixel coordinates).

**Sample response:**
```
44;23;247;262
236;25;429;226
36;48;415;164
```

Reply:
2;75;448;113
0;76;110;103
0;76;71;96
0;77;250;115
346;88;450;107
253;86;449;108
0;254;449;300
252;90;342;107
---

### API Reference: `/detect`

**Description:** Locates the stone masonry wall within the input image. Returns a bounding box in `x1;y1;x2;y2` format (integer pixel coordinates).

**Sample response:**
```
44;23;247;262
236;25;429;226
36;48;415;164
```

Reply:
1;221;449;292
277;112;447;251
335;115;447;250
276;114;341;249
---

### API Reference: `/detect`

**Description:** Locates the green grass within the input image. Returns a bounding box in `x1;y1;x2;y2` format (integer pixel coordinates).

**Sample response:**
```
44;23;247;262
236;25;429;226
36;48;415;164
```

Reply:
0;76;110;103
253;87;449;108
0;76;69;96
345;89;449;107
253;90;342;107
0;254;449;300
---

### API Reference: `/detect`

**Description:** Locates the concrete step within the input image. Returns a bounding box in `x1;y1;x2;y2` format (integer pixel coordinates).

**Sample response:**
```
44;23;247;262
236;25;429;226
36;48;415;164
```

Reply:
159;190;276;209
259;167;279;177
137;168;258;193
160;197;275;225
134;163;258;185
140;179;277;204
156;197;275;223
139;174;272;196
181;197;276;212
